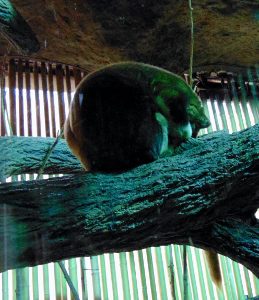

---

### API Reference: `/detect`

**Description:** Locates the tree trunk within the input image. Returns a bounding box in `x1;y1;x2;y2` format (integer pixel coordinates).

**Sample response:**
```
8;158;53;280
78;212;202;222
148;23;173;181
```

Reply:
0;125;258;277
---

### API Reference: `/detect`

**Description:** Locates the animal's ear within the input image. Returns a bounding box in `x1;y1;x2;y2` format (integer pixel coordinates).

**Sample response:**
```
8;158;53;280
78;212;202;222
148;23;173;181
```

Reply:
151;81;164;96
151;78;172;95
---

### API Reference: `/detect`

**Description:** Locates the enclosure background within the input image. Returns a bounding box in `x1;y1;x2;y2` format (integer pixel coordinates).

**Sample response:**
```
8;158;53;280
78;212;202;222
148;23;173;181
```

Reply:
0;58;258;300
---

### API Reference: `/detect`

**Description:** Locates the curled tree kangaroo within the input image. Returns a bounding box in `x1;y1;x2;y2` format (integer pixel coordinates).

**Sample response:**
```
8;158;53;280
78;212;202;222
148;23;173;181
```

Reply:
64;62;221;286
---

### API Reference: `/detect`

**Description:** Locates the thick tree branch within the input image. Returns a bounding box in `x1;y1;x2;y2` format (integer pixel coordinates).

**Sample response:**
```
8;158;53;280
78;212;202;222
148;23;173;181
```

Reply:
0;136;83;180
0;0;40;53
205;220;259;278
0;125;258;276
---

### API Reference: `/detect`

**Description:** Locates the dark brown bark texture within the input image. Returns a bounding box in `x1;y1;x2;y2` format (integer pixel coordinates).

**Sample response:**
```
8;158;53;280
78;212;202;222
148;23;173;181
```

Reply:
0;125;258;276
0;0;40;54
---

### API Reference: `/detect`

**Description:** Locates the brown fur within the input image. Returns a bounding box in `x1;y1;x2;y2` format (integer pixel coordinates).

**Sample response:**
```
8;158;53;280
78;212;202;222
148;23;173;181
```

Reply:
65;62;210;171
64;62;219;285
205;250;222;288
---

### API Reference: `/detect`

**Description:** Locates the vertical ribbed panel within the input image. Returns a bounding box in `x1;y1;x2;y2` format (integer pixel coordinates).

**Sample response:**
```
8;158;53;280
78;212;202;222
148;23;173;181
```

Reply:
73;67;82;86
25;61;32;137
0;59;258;300
33;62;41;136
56;64;66;128
8;59;16;135
65;66;72;106
48;63;57;137
0;63;6;136
17;59;24;137
40;62;50;137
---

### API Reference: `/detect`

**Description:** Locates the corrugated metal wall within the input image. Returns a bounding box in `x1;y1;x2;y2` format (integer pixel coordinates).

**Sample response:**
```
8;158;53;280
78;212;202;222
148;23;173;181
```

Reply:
0;59;258;300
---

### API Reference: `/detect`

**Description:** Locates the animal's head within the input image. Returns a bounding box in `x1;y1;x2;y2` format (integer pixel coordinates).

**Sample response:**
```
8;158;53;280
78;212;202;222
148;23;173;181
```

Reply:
151;75;210;138
186;89;211;137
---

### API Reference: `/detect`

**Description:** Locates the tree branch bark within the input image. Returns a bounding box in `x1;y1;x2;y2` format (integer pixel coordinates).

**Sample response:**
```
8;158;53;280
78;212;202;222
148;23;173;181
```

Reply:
0;125;258;276
0;136;83;180
0;0;40;53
